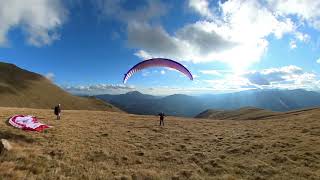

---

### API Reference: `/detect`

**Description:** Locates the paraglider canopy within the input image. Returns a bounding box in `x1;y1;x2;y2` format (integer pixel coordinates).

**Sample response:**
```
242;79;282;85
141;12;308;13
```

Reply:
123;58;193;83
8;115;50;132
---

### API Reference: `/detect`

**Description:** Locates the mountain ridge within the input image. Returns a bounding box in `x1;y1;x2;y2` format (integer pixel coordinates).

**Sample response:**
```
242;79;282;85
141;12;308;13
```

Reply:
0;62;119;111
95;89;320;117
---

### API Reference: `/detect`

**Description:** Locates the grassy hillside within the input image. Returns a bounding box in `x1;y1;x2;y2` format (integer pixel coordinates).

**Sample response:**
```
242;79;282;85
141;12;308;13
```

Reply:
195;107;281;120
0;62;119;111
195;107;320;121
0;107;319;179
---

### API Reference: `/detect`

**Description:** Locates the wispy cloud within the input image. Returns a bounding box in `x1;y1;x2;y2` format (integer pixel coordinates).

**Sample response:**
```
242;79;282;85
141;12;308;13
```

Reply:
289;40;297;49
243;65;318;90
45;72;55;81
142;70;150;77
63;84;135;95
188;0;213;19
199;70;222;76
134;50;153;59
267;0;320;30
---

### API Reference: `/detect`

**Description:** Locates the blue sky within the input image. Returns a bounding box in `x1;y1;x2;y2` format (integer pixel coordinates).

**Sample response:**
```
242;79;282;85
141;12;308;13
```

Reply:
0;0;320;95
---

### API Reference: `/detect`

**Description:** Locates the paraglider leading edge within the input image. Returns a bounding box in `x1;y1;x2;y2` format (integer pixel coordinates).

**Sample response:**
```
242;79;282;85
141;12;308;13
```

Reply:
123;58;193;84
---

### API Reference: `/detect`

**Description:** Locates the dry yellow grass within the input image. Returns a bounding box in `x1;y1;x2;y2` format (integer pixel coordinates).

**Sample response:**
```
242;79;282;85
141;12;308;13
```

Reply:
0;62;119;111
0;107;319;179
195;107;280;120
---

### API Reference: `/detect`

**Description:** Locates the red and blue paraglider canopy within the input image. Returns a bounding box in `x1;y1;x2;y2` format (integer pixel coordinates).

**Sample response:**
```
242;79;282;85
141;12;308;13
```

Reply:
123;58;193;84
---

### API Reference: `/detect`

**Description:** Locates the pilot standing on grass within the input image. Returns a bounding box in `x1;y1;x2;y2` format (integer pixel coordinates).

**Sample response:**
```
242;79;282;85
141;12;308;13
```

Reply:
158;112;165;126
54;104;61;120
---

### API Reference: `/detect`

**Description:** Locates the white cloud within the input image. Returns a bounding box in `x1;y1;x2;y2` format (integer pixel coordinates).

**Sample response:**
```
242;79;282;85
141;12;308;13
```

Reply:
141;69;167;77
220;0;294;40
0;0;67;47
243;65;315;87
127;18;271;68
64;84;136;95
175;22;237;54
289;32;310;49
121;0;298;70
267;0;320;30
142;70;150;77
203;75;253;91
294;32;310;42
45;72;55;81
289;40;297;49
193;74;200;79
195;65;320;93
317;58;320;64
134;50;153;59
98;0;320;71
199;70;222;76
188;0;213;19
64;83;217;96
144;86;236;95
127;22;185;59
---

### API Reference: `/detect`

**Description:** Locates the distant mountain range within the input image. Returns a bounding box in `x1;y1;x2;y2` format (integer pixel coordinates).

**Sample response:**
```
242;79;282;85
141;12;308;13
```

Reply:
95;89;320;117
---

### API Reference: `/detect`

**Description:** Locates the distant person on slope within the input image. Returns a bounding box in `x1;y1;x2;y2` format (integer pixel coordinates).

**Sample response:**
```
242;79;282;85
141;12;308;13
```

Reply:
54;104;61;120
158;112;165;126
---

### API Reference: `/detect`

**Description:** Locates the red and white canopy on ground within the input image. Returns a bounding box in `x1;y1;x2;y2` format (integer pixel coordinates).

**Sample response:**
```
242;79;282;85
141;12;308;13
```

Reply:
9;115;50;132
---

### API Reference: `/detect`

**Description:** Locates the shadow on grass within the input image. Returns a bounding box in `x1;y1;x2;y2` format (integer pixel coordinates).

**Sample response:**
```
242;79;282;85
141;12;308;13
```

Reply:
0;130;35;143
1;118;35;143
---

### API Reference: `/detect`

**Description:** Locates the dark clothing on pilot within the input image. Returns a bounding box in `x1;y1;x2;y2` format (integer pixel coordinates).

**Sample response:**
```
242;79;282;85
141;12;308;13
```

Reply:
54;105;61;120
158;112;165;126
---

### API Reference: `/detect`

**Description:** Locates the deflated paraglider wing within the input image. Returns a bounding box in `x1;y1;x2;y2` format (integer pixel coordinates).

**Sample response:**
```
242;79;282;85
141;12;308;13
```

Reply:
123;58;193;83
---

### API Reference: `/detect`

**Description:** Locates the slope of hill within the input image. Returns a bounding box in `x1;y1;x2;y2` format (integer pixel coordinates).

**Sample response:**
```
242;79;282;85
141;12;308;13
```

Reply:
195;107;281;120
0;107;319;179
199;89;320;111
95;89;320;117
0;62;118;111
